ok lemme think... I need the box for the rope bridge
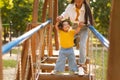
[2,19,109,80]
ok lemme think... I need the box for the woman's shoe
[78,67,84,75]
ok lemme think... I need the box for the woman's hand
[78,22,85,28]
[56,16,63,22]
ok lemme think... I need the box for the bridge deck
[38,73,94,80]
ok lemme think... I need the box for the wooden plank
[42,57,90,64]
[42,57,79,63]
[41,63,64,71]
[107,0,120,80]
[38,73,94,80]
[40,63,88,72]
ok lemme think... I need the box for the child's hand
[56,16,63,22]
[75,22,85,34]
[55,22,59,26]
[55,22,59,31]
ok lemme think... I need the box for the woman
[56,0,94,75]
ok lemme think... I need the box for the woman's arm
[56,4,72,22]
[75,22,85,34]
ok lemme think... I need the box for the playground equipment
[1,0,120,80]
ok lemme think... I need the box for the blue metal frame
[88,25,109,48]
[2,19,51,54]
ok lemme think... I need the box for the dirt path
[2,54,17,80]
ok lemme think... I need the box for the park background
[0,0,111,80]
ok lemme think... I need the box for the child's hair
[58,19,72,30]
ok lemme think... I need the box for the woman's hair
[71,0,74,3]
[58,19,72,30]
[71,0,94,25]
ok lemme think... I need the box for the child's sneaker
[78,67,84,75]
[51,70,59,74]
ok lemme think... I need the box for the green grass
[3,60,17,68]
[92,49,108,80]
[11,49,18,54]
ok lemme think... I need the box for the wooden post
[107,0,120,80]
[0,12,3,80]
[31,0,39,62]
[41,0,48,22]
[28,0,39,79]
[16,25,31,80]
[32,0,39,24]
[53,0,59,50]
[41,0,48,58]
[47,0,53,56]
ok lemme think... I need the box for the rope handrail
[88,25,109,49]
[2,19,52,54]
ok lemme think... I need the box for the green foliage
[0,0,4,8]
[1,0,45,36]
[90,0,112,37]
[38,0,44,22]
[1,0,33,36]
[3,59,17,68]
[58,0,69,15]
[1,0,112,37]
[12,0,33,34]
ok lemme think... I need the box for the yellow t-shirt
[59,29,75,48]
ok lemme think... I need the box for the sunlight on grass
[3,60,17,68]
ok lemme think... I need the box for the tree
[58,0,69,15]
[90,0,111,37]
[1,0,112,38]
[9,0,33,35]
[1,0,44,37]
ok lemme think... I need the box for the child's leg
[68,48,78,72]
[54,49,66,72]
